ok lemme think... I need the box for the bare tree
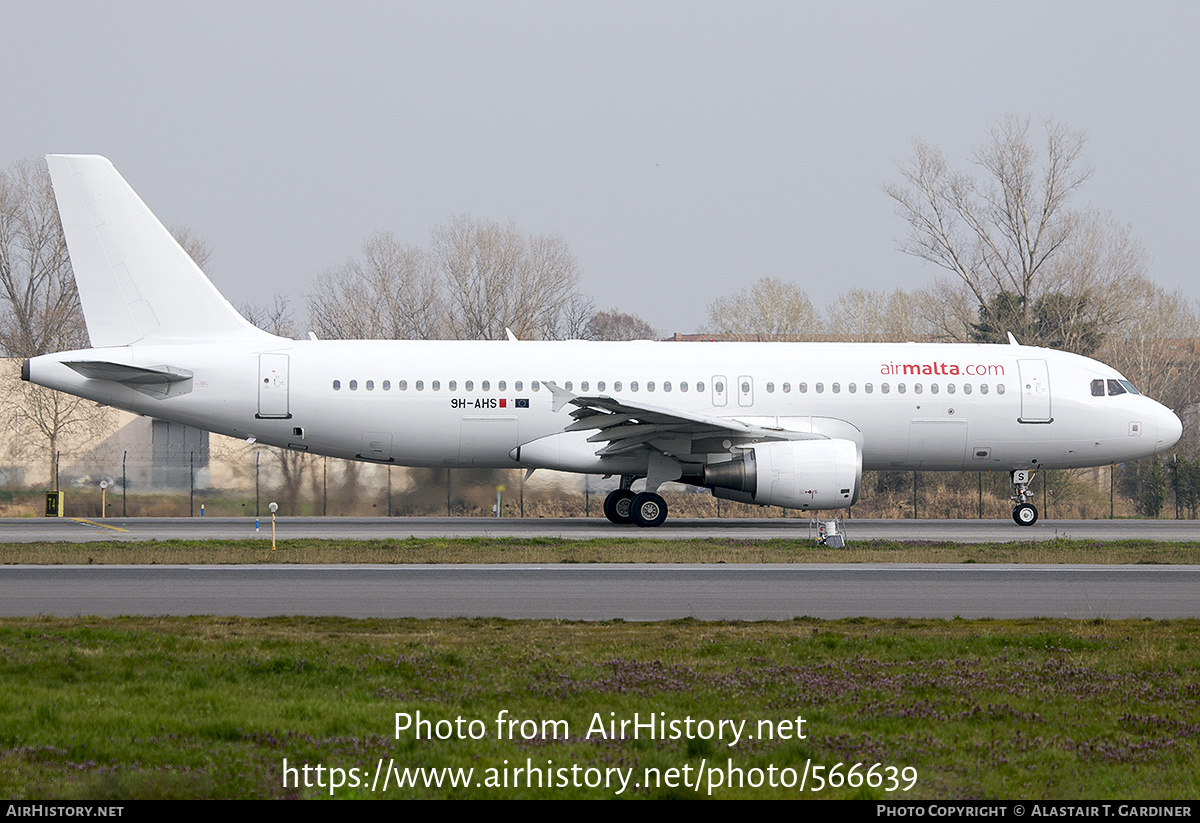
[168,224,214,272]
[582,307,658,341]
[549,292,596,340]
[241,294,297,338]
[307,231,443,340]
[1099,281,1200,413]
[884,116,1095,336]
[825,288,929,342]
[0,159,118,484]
[1039,209,1150,335]
[703,277,821,340]
[1,362,114,486]
[306,217,596,343]
[431,215,582,341]
[885,116,1159,358]
[0,159,87,357]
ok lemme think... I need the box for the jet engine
[699,439,861,510]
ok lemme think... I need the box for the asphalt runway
[1,563,1195,620]
[5,515,1200,542]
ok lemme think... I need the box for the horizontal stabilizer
[63,361,193,398]
[64,361,193,384]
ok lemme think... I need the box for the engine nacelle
[704,439,861,510]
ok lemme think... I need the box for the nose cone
[1157,404,1183,452]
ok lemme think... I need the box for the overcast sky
[2,0,1196,335]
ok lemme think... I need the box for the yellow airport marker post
[269,501,278,550]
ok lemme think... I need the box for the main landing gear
[603,477,668,527]
[1010,469,1038,526]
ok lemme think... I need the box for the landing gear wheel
[1013,503,1038,526]
[603,489,636,524]
[630,492,668,527]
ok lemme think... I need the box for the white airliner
[23,156,1183,528]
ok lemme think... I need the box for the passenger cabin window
[782,382,790,393]
[680,382,688,392]
[383,380,391,390]
[366,380,374,390]
[350,380,358,390]
[598,381,606,391]
[696,381,705,392]
[332,380,341,390]
[663,381,671,392]
[483,380,491,390]
[449,380,457,390]
[415,380,423,391]
[466,380,474,391]
[516,381,523,391]
[799,382,807,393]
[432,380,440,390]
[399,380,408,390]
[997,384,1005,394]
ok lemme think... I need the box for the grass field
[4,536,1200,565]
[1,615,1198,799]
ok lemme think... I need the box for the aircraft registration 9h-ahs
[24,156,1183,528]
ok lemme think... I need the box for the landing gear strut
[1010,470,1038,526]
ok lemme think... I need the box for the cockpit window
[1091,379,1105,397]
[1107,379,1126,396]
[1119,380,1141,395]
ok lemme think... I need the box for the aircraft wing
[550,385,826,457]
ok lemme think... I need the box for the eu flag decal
[515,398,530,408]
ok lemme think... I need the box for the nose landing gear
[1010,470,1039,526]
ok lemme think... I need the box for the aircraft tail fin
[46,155,273,347]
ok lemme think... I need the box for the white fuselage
[26,337,1183,475]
